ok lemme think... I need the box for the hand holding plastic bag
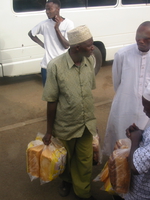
[26,133,67,184]
[40,137,67,184]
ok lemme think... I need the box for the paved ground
[0,61,115,200]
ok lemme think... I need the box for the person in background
[124,83,150,200]
[28,0,74,86]
[103,21,150,156]
[42,25,97,200]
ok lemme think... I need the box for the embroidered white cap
[143,83,150,101]
[67,25,92,45]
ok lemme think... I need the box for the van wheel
[93,45,102,75]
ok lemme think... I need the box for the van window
[122,0,147,4]
[60,0,85,8]
[12,0,150,12]
[13,0,118,12]
[13,0,46,12]
[60,0,117,8]
[87,0,117,7]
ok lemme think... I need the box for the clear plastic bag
[26,137,44,181]
[92,133,102,165]
[93,162,117,195]
[108,138,131,194]
[40,137,67,184]
[93,138,131,195]
[26,133,67,184]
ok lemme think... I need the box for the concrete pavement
[0,62,115,200]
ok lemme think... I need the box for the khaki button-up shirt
[42,51,96,140]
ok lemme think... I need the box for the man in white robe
[103,21,150,156]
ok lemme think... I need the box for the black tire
[93,41,106,64]
[93,45,102,75]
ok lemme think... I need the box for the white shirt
[103,44,150,156]
[124,126,150,200]
[31,18,74,68]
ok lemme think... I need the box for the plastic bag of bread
[35,132,44,141]
[26,139,44,181]
[108,138,131,194]
[40,137,67,184]
[93,162,117,195]
[92,133,102,165]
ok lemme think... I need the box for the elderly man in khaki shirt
[42,25,97,200]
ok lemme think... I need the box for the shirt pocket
[57,73,75,105]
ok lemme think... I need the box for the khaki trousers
[60,127,93,198]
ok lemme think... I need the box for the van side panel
[0,1,150,76]
[0,0,45,77]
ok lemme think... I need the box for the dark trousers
[41,68,47,86]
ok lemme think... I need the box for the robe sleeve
[112,52,123,92]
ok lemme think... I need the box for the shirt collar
[66,51,74,69]
[81,57,88,67]
[66,50,88,69]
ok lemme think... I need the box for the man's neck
[69,50,83,66]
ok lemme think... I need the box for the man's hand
[128,129,143,143]
[53,16,69,49]
[54,15,61,30]
[42,132,52,145]
[43,102,57,145]
[127,128,143,175]
[126,123,139,138]
[28,30,44,49]
[126,123,143,144]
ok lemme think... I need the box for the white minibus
[0,0,150,77]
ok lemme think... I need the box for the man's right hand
[42,132,52,145]
[129,130,143,142]
[126,123,139,138]
[126,124,143,143]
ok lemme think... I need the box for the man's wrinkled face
[136,25,150,52]
[45,2,59,19]
[79,38,94,57]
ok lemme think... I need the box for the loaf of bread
[27,136,67,184]
[108,138,131,194]
[26,142,44,180]
[93,162,116,195]
[99,162,109,182]
[40,143,67,183]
